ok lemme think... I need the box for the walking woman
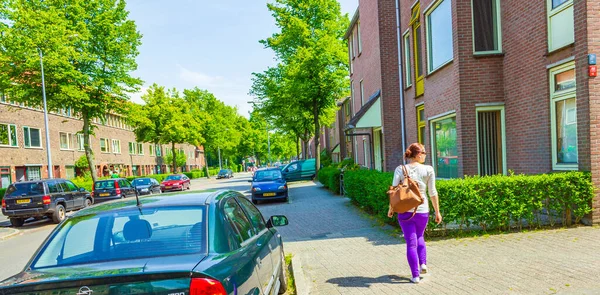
[388,143,442,284]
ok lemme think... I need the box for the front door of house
[373,129,383,171]
[477,107,506,176]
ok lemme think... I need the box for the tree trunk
[204,150,210,178]
[313,98,320,176]
[82,113,97,183]
[295,135,300,160]
[171,142,177,173]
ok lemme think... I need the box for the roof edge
[344,7,360,39]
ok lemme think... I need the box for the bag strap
[401,165,410,179]
[399,207,419,221]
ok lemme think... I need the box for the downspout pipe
[395,0,408,165]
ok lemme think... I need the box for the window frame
[112,139,121,154]
[128,142,136,155]
[23,126,42,149]
[357,21,362,54]
[0,123,18,147]
[429,112,458,179]
[359,80,365,106]
[410,2,425,97]
[549,61,577,170]
[100,138,110,153]
[403,29,413,88]
[416,104,425,144]
[546,0,574,53]
[425,0,454,74]
[471,0,503,55]
[137,143,144,155]
[77,134,85,151]
[59,132,74,151]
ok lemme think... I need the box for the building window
[27,166,41,181]
[0,123,18,147]
[348,37,354,74]
[410,2,424,97]
[403,31,412,87]
[547,0,574,52]
[138,143,144,155]
[357,21,362,53]
[472,0,502,53]
[550,62,577,170]
[65,166,75,179]
[112,139,121,154]
[431,114,458,178]
[77,134,85,151]
[128,142,137,155]
[360,80,365,106]
[350,80,355,112]
[23,127,41,148]
[60,132,74,150]
[156,145,162,157]
[363,139,369,167]
[149,144,154,156]
[100,138,110,153]
[425,0,453,73]
[416,105,425,144]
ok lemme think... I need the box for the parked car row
[2,174,194,227]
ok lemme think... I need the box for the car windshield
[94,180,116,189]
[133,178,151,185]
[6,182,44,196]
[254,170,282,181]
[165,175,182,181]
[32,206,207,269]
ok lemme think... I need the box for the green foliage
[0,188,6,200]
[74,155,90,170]
[165,150,187,169]
[317,166,341,194]
[71,177,93,192]
[342,170,596,232]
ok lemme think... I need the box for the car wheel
[52,204,66,224]
[10,218,25,227]
[187,183,191,190]
[278,250,288,294]
[252,198,258,205]
[85,198,93,207]
[284,192,289,203]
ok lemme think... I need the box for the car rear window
[5,182,45,197]
[133,178,151,185]
[254,170,282,181]
[32,206,207,269]
[94,180,116,189]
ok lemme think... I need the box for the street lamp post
[218,146,222,170]
[267,124,271,167]
[38,48,53,179]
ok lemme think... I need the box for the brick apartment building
[0,98,205,188]
[343,0,600,222]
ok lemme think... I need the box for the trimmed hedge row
[317,167,341,194]
[343,169,595,232]
[0,188,6,200]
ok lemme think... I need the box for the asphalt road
[0,172,258,281]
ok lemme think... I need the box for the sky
[125,0,358,118]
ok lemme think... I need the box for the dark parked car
[249,168,288,204]
[161,174,191,192]
[1,179,92,227]
[131,177,161,195]
[281,158,316,182]
[92,178,136,204]
[217,169,233,179]
[0,190,289,295]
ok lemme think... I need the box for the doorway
[373,128,383,171]
[476,106,506,176]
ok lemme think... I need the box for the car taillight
[42,195,51,205]
[1,199,5,209]
[115,180,121,195]
[190,278,226,295]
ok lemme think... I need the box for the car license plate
[165,186,172,189]
[16,199,31,204]
[100,193,110,197]
[263,193,276,197]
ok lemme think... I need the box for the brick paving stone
[257,181,600,295]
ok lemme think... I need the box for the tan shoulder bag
[387,165,424,219]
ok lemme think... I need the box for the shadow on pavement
[0,216,55,230]
[326,275,411,287]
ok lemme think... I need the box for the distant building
[0,97,204,188]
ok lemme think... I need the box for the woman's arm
[427,167,442,224]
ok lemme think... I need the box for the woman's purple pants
[397,212,429,278]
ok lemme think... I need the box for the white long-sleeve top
[392,164,438,213]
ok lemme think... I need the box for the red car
[160,174,191,192]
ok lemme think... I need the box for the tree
[0,0,143,182]
[255,0,349,173]
[165,150,187,170]
[129,85,203,173]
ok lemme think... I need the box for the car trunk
[0,254,207,294]
[94,181,119,199]
[4,194,46,210]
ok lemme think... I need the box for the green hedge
[0,188,6,200]
[71,178,93,192]
[343,170,595,232]
[317,167,341,194]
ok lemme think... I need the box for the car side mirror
[284,169,289,173]
[267,215,288,228]
[79,187,86,192]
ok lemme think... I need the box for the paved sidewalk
[259,181,600,295]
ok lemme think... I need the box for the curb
[0,228,20,241]
[291,254,310,295]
